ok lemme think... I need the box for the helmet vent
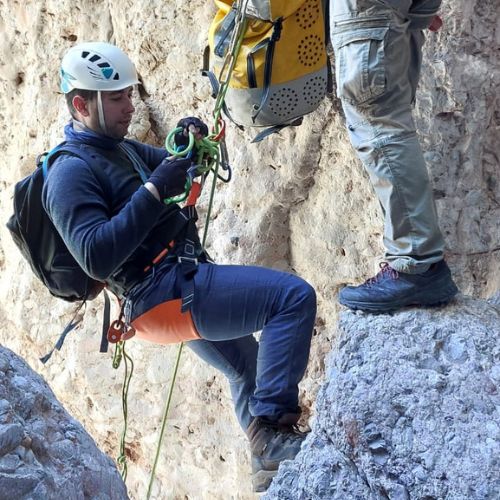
[269,88,299,118]
[61,42,139,92]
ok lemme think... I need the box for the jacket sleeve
[42,156,165,281]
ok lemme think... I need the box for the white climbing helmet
[60,41,139,93]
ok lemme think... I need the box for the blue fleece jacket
[42,122,189,295]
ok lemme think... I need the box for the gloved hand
[174,116,209,159]
[148,157,193,199]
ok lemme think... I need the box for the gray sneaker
[246,415,307,493]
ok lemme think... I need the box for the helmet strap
[97,91,108,135]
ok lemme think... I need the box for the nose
[125,94,135,114]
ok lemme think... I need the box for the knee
[286,276,317,316]
[302,281,317,310]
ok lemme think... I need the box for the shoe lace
[365,262,399,286]
[265,421,306,446]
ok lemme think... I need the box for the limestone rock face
[266,295,500,499]
[0,0,498,499]
[0,346,128,499]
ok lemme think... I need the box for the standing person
[330,0,458,312]
[44,41,316,493]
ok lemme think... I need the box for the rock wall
[266,295,500,499]
[0,0,498,499]
[0,345,127,499]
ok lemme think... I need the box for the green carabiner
[165,127,195,157]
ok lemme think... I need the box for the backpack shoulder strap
[38,143,112,362]
[120,140,151,183]
[43,142,112,199]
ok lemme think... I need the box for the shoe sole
[339,288,458,313]
[252,469,278,493]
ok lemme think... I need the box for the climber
[330,0,458,312]
[44,41,316,492]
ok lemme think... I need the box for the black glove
[175,116,209,159]
[148,157,193,199]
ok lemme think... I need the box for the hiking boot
[339,260,458,313]
[247,414,307,493]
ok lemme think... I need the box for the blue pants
[189,264,316,430]
[130,262,316,431]
[330,0,445,273]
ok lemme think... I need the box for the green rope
[146,5,249,494]
[112,341,134,481]
[143,145,222,494]
[163,127,222,205]
[146,342,184,500]
[114,1,249,494]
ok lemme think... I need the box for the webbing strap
[177,240,200,312]
[251,118,304,143]
[214,7,237,57]
[247,37,272,89]
[100,290,111,353]
[251,18,283,123]
[40,302,85,364]
[40,289,111,364]
[119,142,152,183]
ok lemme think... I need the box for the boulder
[0,346,128,499]
[266,295,500,499]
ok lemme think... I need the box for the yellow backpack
[206,0,330,141]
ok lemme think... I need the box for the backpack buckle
[178,255,198,266]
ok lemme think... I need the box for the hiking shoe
[339,260,458,313]
[247,414,307,493]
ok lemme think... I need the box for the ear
[72,95,90,116]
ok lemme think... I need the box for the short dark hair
[65,88,97,118]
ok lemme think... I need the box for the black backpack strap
[40,289,110,363]
[250,18,283,123]
[100,289,111,353]
[40,142,112,361]
[40,302,86,364]
[49,142,113,198]
[119,141,152,183]
[251,118,303,143]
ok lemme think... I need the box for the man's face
[88,86,135,139]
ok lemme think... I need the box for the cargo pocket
[333,25,389,105]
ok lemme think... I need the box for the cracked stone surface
[0,0,498,498]
[0,346,128,499]
[265,294,500,499]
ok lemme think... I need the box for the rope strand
[146,342,184,499]
[113,341,134,481]
[114,1,249,494]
